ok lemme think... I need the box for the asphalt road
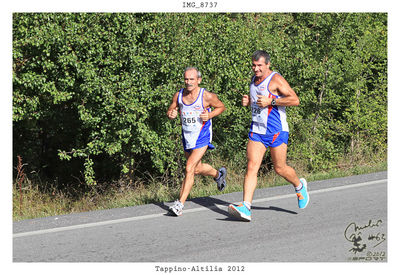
[13,171,387,262]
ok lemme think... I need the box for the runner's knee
[185,163,196,175]
[247,160,261,175]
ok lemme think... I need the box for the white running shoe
[169,200,184,216]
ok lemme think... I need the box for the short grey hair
[184,67,202,78]
[252,50,270,64]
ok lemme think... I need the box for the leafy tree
[13,13,387,188]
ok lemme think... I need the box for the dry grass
[13,158,387,221]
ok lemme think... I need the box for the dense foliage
[13,13,387,187]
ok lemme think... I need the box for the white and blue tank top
[250,72,289,135]
[178,88,213,150]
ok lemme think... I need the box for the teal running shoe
[228,203,251,221]
[296,178,309,209]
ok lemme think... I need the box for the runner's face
[184,70,201,92]
[252,57,270,78]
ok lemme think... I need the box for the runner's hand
[200,109,209,122]
[256,95,270,108]
[242,95,250,106]
[167,107,178,119]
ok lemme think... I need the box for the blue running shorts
[248,131,289,148]
[183,142,215,153]
[182,130,215,152]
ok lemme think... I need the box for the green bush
[13,13,387,187]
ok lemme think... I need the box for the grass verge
[13,160,387,221]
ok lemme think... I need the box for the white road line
[13,179,387,238]
[251,178,387,204]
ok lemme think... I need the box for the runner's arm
[167,92,179,119]
[203,91,225,119]
[271,74,300,106]
[242,94,250,107]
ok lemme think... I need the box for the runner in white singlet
[228,50,310,222]
[166,67,226,216]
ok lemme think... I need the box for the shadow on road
[154,197,297,220]
[252,205,297,215]
[153,196,231,218]
[215,205,297,222]
[191,196,231,218]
